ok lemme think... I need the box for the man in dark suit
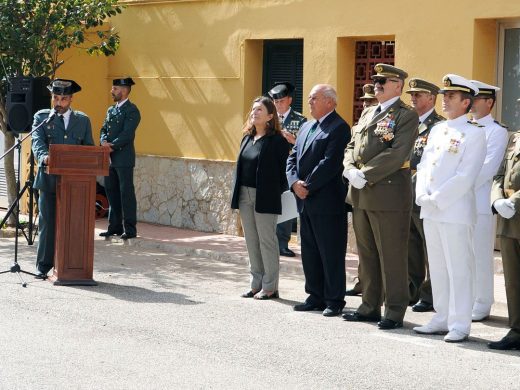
[406,78,444,312]
[268,81,307,257]
[99,78,141,240]
[32,79,94,279]
[343,64,419,329]
[287,84,351,317]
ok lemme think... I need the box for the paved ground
[0,220,518,389]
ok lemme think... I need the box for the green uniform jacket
[492,131,520,239]
[100,100,141,167]
[32,109,94,193]
[344,98,419,211]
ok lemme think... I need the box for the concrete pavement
[0,219,517,389]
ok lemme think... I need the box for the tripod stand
[0,118,49,287]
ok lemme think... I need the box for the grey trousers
[238,186,280,291]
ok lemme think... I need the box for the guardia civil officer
[343,64,418,330]
[468,80,509,322]
[99,78,141,240]
[268,82,306,257]
[489,119,520,350]
[406,78,444,312]
[32,79,94,279]
[413,75,486,342]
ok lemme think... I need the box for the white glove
[416,194,437,209]
[350,174,367,189]
[344,168,364,182]
[494,199,516,219]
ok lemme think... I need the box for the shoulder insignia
[399,101,414,110]
[34,108,51,116]
[468,121,484,127]
[494,120,509,129]
[73,110,88,117]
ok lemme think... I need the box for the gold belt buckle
[401,160,410,169]
[504,189,515,197]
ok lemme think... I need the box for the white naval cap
[469,80,500,97]
[439,74,479,96]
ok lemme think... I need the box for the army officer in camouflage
[100,78,141,240]
[32,79,94,279]
[343,64,419,329]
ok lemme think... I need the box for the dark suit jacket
[32,109,94,193]
[286,110,351,214]
[344,98,419,211]
[231,133,290,214]
[100,100,141,167]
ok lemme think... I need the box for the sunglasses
[373,78,399,85]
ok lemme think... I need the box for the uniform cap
[371,63,408,80]
[469,80,500,98]
[439,74,479,96]
[360,84,376,100]
[268,81,295,99]
[47,79,81,95]
[113,77,135,86]
[406,78,440,95]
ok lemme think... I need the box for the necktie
[303,120,319,150]
[58,115,65,127]
[279,115,284,124]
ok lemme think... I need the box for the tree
[0,0,123,225]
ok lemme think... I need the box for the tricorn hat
[47,79,81,95]
[268,81,295,100]
[113,77,135,87]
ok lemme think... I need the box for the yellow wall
[56,0,520,161]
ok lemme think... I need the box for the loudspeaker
[7,76,51,133]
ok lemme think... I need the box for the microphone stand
[0,113,54,287]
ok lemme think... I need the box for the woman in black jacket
[231,96,289,299]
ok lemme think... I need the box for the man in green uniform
[489,127,520,350]
[343,63,418,329]
[32,79,94,279]
[406,78,444,312]
[99,78,141,240]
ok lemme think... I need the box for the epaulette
[400,101,414,110]
[494,120,509,129]
[433,112,445,122]
[34,108,51,116]
[292,110,306,120]
[73,110,88,118]
[468,121,485,127]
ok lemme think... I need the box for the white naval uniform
[472,114,509,317]
[416,114,487,335]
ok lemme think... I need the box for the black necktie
[374,106,382,116]
[58,115,65,127]
[303,121,319,150]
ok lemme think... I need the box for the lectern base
[49,275,98,286]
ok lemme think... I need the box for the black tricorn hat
[113,77,135,86]
[47,79,81,95]
[268,81,295,99]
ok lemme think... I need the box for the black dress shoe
[488,336,520,350]
[294,302,326,312]
[323,307,343,317]
[121,233,137,240]
[345,288,361,296]
[342,311,381,322]
[280,248,296,257]
[34,272,48,280]
[99,230,123,237]
[412,300,434,312]
[378,319,403,330]
[240,290,257,298]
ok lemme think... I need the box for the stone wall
[134,155,239,234]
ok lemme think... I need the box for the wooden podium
[47,144,110,285]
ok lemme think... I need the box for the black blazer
[231,133,290,214]
[286,110,351,214]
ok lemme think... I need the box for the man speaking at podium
[32,79,94,279]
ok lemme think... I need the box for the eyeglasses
[373,78,399,85]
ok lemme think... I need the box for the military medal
[374,113,396,142]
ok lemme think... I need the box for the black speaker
[6,76,51,133]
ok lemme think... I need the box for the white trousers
[472,213,495,314]
[423,220,474,335]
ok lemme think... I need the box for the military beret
[268,81,295,99]
[371,63,408,80]
[360,84,376,100]
[47,79,81,95]
[113,77,135,86]
[406,78,440,95]
[439,74,479,96]
[470,80,500,98]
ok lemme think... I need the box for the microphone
[43,110,56,124]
